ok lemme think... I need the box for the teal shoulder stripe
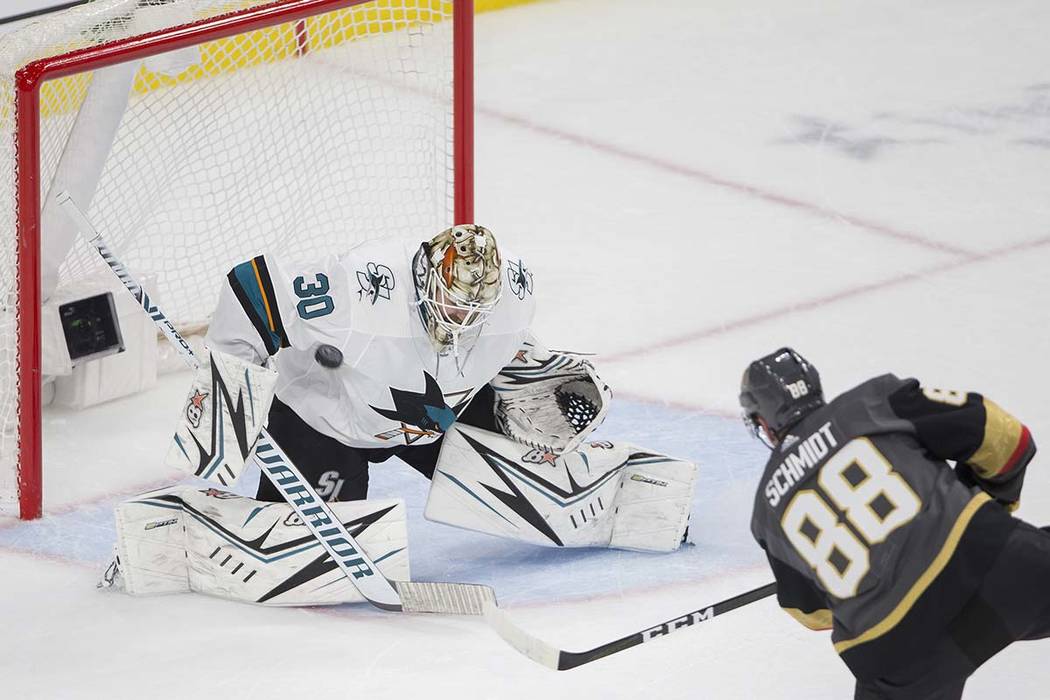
[228,258,282,355]
[231,261,272,331]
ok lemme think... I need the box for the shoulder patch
[355,262,395,305]
[506,258,534,300]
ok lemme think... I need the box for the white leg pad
[112,487,409,606]
[114,486,192,596]
[426,425,697,552]
[609,456,698,553]
[182,490,408,606]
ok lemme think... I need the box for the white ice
[2,0,1050,697]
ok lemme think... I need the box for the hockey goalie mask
[413,225,502,353]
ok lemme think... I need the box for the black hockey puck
[314,343,344,369]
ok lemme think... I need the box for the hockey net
[0,0,472,518]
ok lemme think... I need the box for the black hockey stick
[484,581,777,670]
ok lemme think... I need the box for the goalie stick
[483,582,777,670]
[57,191,494,616]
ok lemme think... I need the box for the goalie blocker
[164,348,278,487]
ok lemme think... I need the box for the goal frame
[12,0,475,519]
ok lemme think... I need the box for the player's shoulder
[335,237,413,274]
[315,237,420,319]
[827,373,910,411]
[804,373,916,440]
[500,248,536,296]
[242,240,413,312]
[492,248,537,328]
[334,236,414,292]
[343,236,414,260]
[228,249,344,289]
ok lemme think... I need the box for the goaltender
[741,347,1047,699]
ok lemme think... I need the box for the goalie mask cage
[0,0,474,519]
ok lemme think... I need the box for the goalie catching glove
[164,349,277,486]
[491,334,611,454]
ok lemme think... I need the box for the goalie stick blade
[486,582,778,671]
[397,581,497,615]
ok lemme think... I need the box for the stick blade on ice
[483,601,561,670]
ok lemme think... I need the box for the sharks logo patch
[507,259,534,300]
[370,372,470,444]
[356,262,394,305]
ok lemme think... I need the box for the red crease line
[479,106,971,257]
[603,234,1050,363]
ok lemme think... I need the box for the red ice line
[0,473,182,533]
[603,234,1050,365]
[478,106,971,257]
[480,106,1048,369]
[615,391,734,418]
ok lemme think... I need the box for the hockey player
[188,223,540,502]
[106,226,697,605]
[741,348,1046,699]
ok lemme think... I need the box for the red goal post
[3,0,474,519]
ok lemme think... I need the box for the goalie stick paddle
[57,191,495,616]
[484,582,777,670]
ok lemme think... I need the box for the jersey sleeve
[765,551,833,631]
[206,254,290,364]
[888,379,1036,508]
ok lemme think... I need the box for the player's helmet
[740,347,825,447]
[412,224,502,353]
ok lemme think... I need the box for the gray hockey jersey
[751,374,1034,658]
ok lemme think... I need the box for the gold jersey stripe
[969,399,1024,478]
[784,607,833,631]
[250,258,277,333]
[833,492,991,655]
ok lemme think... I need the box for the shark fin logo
[356,262,394,304]
[507,259,534,300]
[370,372,463,444]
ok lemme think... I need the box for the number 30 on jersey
[780,438,922,599]
[293,273,335,320]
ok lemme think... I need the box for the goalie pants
[257,387,499,502]
[851,519,1050,700]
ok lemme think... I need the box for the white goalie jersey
[205,238,537,448]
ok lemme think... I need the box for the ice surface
[2,0,1050,697]
[0,401,769,605]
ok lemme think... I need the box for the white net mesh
[0,0,458,516]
